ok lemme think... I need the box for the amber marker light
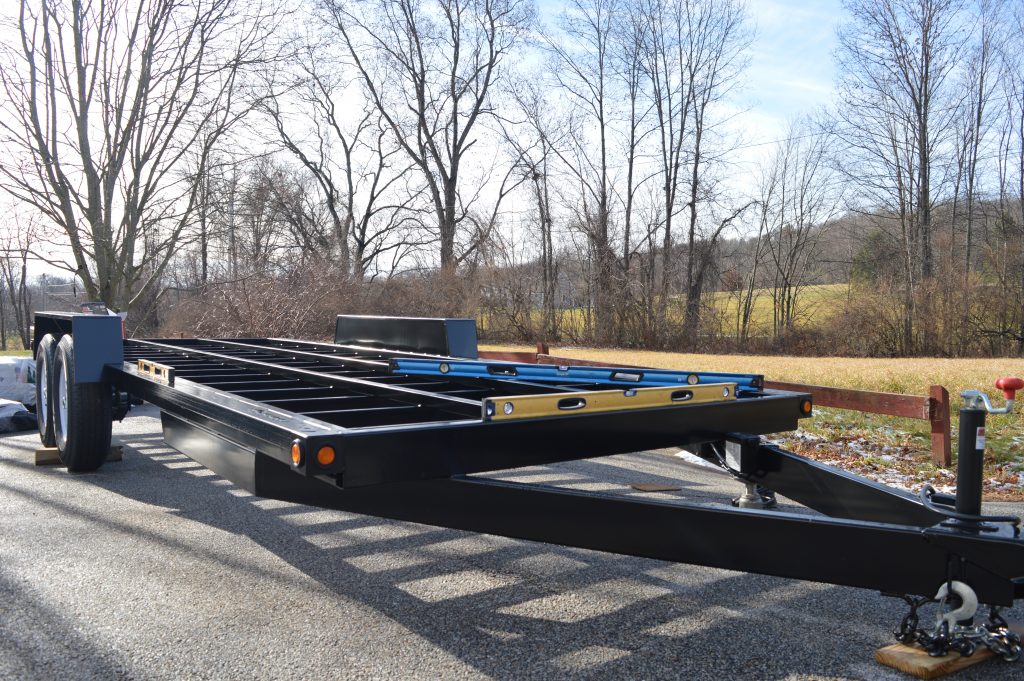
[291,441,302,466]
[800,400,813,415]
[316,445,336,466]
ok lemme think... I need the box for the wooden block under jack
[34,445,123,466]
[875,622,1023,679]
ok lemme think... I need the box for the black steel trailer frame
[29,311,1024,659]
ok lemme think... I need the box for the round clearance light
[503,401,515,415]
[687,374,699,385]
[291,441,302,466]
[801,400,813,415]
[316,445,336,466]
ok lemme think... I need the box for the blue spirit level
[389,358,764,390]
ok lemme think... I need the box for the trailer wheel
[53,334,112,472]
[35,334,58,447]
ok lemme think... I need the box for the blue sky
[742,0,844,144]
[533,0,846,172]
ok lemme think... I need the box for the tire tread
[35,334,58,447]
[54,334,112,472]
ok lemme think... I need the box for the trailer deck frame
[113,337,810,488]
[28,312,1024,650]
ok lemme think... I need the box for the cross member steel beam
[129,338,480,412]
[199,337,389,370]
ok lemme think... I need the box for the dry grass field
[480,343,1024,500]
[478,283,851,335]
[710,282,850,331]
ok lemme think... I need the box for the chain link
[894,597,1022,661]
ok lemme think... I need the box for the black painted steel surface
[115,337,809,486]
[96,331,1024,610]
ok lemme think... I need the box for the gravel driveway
[1,404,1021,680]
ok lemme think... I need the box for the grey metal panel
[31,311,74,352]
[443,319,478,359]
[70,315,124,383]
[334,314,478,358]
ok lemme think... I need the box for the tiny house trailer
[31,312,1024,661]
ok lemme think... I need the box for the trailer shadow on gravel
[41,422,1011,681]
[3,419,1023,680]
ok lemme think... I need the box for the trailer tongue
[31,312,1024,663]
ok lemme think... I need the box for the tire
[53,334,112,472]
[35,334,58,447]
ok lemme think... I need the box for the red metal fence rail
[477,344,953,467]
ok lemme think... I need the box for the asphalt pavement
[1,404,1022,680]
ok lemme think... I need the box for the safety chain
[895,596,1022,661]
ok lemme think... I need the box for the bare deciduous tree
[500,82,565,340]
[322,0,534,271]
[761,117,842,338]
[0,213,36,349]
[835,0,964,351]
[265,42,427,280]
[545,0,622,344]
[639,0,692,331]
[954,0,1001,273]
[996,3,1024,352]
[0,0,277,311]
[674,0,750,335]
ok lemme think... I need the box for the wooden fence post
[536,342,549,356]
[929,385,951,467]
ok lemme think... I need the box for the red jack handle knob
[994,377,1024,400]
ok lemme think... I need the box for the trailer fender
[32,312,123,384]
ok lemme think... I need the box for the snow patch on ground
[0,356,35,407]
[771,427,1021,498]
[674,449,719,470]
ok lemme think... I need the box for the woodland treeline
[1,0,1023,356]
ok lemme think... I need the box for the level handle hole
[671,390,694,402]
[487,365,518,376]
[557,397,587,410]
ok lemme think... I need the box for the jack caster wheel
[53,334,113,472]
